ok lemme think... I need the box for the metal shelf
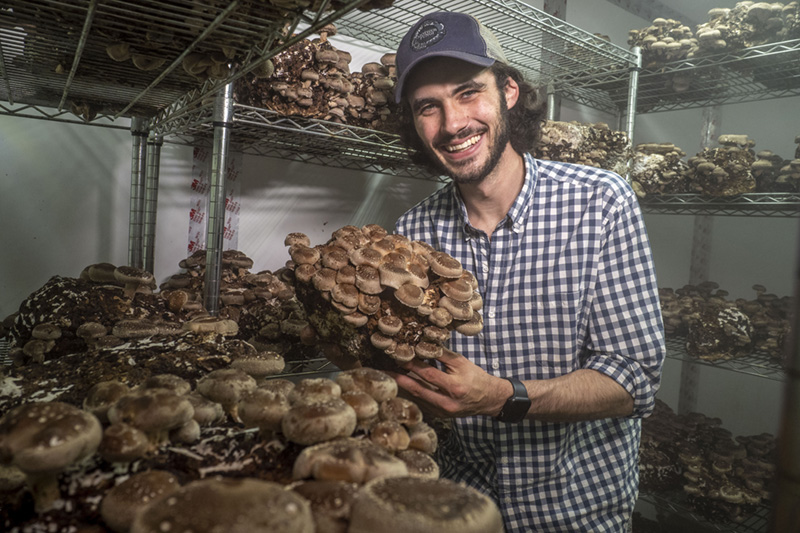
[156,101,443,181]
[331,0,637,116]
[640,193,800,217]
[665,336,786,382]
[0,0,369,122]
[639,490,770,533]
[618,39,800,114]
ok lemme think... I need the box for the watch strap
[496,377,531,424]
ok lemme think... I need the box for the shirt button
[491,361,500,370]
[504,496,512,504]
[487,309,495,318]
[482,262,489,272]
[499,457,509,464]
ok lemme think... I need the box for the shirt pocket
[507,290,583,378]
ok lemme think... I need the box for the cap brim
[394,52,497,103]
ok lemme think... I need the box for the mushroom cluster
[284,225,483,369]
[630,142,691,198]
[534,120,632,176]
[659,281,791,363]
[686,134,757,196]
[627,17,697,69]
[694,2,800,56]
[234,24,399,133]
[639,399,775,523]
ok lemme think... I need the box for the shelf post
[677,105,722,415]
[622,46,641,182]
[128,117,149,269]
[203,83,234,316]
[143,131,163,275]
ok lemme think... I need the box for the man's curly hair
[398,62,547,173]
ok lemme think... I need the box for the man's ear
[504,76,520,110]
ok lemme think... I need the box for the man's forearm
[519,369,634,422]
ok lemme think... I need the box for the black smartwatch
[496,378,531,423]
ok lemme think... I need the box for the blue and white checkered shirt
[395,154,665,532]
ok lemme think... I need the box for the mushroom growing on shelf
[0,401,102,513]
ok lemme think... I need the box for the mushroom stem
[28,471,61,513]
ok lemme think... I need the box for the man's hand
[389,348,513,419]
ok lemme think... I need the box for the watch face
[499,379,531,423]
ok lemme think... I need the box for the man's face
[405,58,515,185]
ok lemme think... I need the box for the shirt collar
[451,153,538,237]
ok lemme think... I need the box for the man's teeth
[444,135,480,152]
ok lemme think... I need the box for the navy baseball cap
[394,11,509,103]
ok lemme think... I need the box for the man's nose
[441,101,469,136]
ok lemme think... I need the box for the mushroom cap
[101,470,180,533]
[408,422,439,455]
[289,480,359,531]
[31,323,62,341]
[114,265,155,287]
[348,476,504,533]
[288,377,342,405]
[231,351,286,379]
[260,378,296,397]
[377,315,403,335]
[83,380,131,423]
[379,397,423,428]
[350,246,383,268]
[428,251,463,278]
[282,398,357,445]
[394,283,425,308]
[0,401,102,474]
[438,296,474,320]
[98,423,152,463]
[141,374,192,395]
[238,389,291,433]
[322,247,350,270]
[291,244,322,265]
[414,341,443,359]
[313,268,339,292]
[378,263,412,290]
[440,279,474,302]
[113,319,159,339]
[369,420,410,452]
[108,390,194,441]
[355,265,383,295]
[76,321,108,341]
[185,392,226,427]
[292,437,408,483]
[341,390,380,422]
[285,232,311,247]
[454,314,484,336]
[358,292,382,315]
[196,368,257,415]
[396,449,440,479]
[130,477,314,533]
[335,368,398,402]
[428,308,453,328]
[331,283,360,309]
[183,316,239,336]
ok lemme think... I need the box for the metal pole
[770,220,800,531]
[677,105,721,416]
[546,89,560,122]
[203,83,234,316]
[143,131,163,275]
[128,117,149,269]
[622,46,641,182]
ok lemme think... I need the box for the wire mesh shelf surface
[665,335,785,381]
[639,490,770,533]
[0,0,366,121]
[639,193,800,217]
[621,39,800,113]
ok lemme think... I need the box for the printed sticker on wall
[187,147,242,254]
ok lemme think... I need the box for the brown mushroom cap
[114,265,155,298]
[0,401,103,513]
[31,323,61,341]
[195,368,257,422]
[238,388,291,434]
[185,392,226,427]
[342,390,380,425]
[313,267,339,292]
[414,341,443,359]
[394,283,425,308]
[378,315,403,335]
[292,437,408,483]
[379,397,423,427]
[83,380,130,423]
[141,374,192,395]
[113,319,159,339]
[428,307,453,328]
[285,232,311,247]
[428,251,463,278]
[355,265,383,295]
[408,422,438,455]
[358,292,382,315]
[231,351,286,380]
[348,476,504,533]
[439,296,474,320]
[291,244,322,265]
[379,263,412,290]
[289,480,359,533]
[396,449,440,479]
[331,283,360,309]
[369,420,410,452]
[130,477,314,533]
[108,390,194,445]
[335,368,398,403]
[350,246,383,268]
[289,377,342,405]
[98,423,152,463]
[101,470,180,533]
[282,398,357,446]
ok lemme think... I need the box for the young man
[391,11,665,532]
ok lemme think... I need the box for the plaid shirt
[395,154,665,532]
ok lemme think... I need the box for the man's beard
[426,98,511,185]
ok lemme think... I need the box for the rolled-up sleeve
[583,188,665,418]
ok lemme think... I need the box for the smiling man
[391,11,666,533]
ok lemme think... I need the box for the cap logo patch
[410,19,446,51]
